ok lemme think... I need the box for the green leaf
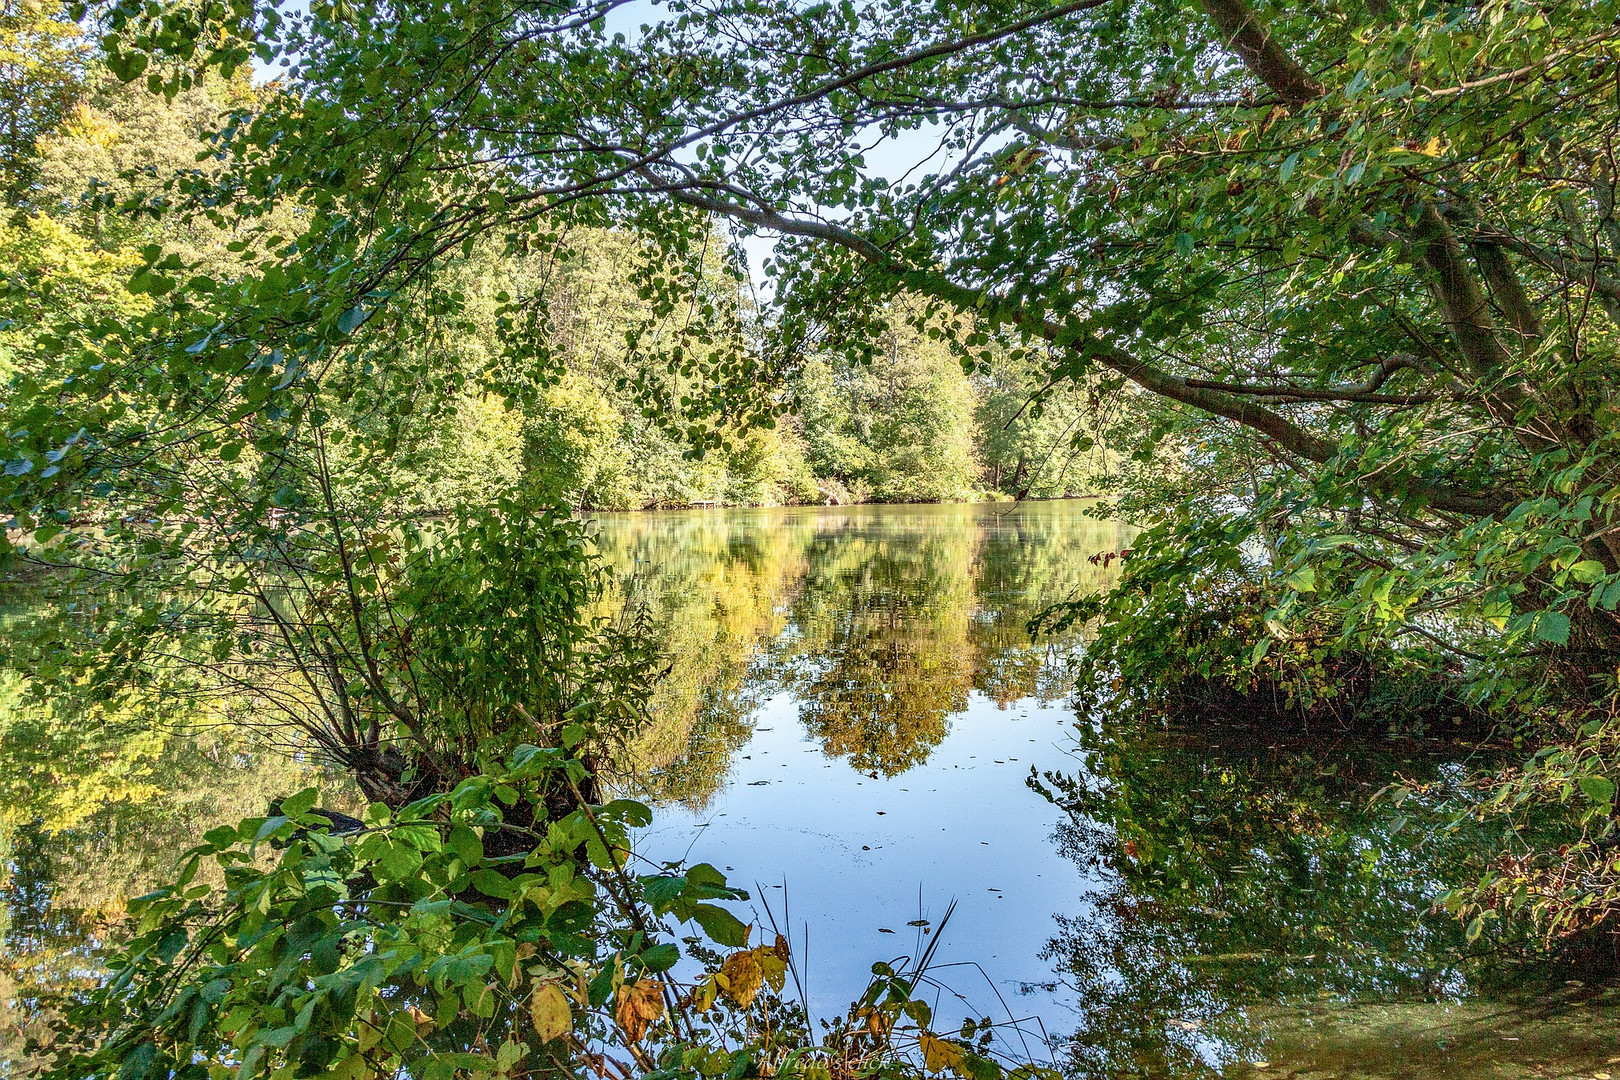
[1534,611,1571,645]
[253,816,290,842]
[600,799,652,828]
[281,788,318,817]
[641,874,687,911]
[640,942,680,972]
[1569,560,1608,583]
[448,824,484,866]
[686,863,728,888]
[689,903,749,948]
[1578,774,1615,806]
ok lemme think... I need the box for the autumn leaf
[757,948,787,993]
[690,973,721,1013]
[857,1004,892,1038]
[919,1032,965,1074]
[530,981,571,1043]
[614,978,666,1042]
[718,949,764,1008]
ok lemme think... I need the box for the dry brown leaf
[614,978,666,1043]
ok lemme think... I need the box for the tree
[52,0,1620,668]
[972,343,1099,500]
[9,0,1620,944]
[0,0,88,200]
[798,299,982,502]
[31,70,264,266]
[0,212,146,379]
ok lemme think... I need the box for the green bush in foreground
[43,745,1052,1080]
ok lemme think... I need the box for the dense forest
[1,63,1097,511]
[2,0,1620,1077]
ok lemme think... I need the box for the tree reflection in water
[1030,719,1609,1077]
[592,502,1128,798]
[4,503,1618,1075]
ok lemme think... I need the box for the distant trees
[798,298,981,503]
[0,0,88,199]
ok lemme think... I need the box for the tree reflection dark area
[1030,717,1605,1076]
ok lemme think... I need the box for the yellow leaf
[719,950,764,1009]
[693,974,720,1012]
[919,1031,964,1073]
[614,978,666,1043]
[530,981,571,1043]
[758,950,787,993]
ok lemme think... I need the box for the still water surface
[3,500,1618,1076]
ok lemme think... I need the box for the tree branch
[1199,0,1324,107]
[655,178,1514,517]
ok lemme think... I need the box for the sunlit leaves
[44,748,772,1079]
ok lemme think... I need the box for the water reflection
[597,502,1127,799]
[0,708,346,1069]
[3,501,1616,1076]
[1033,719,1618,1076]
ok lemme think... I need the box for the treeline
[0,41,1098,512]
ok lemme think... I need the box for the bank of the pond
[1,501,1616,1076]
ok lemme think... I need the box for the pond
[2,500,1617,1076]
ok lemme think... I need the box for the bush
[1036,516,1483,736]
[41,749,1058,1080]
